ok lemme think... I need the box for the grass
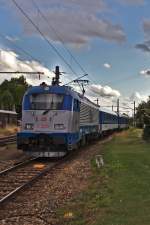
[57,128,150,225]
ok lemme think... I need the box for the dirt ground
[0,137,112,225]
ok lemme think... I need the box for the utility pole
[55,66,60,85]
[112,105,114,111]
[52,66,61,85]
[96,98,99,105]
[133,101,136,127]
[94,98,99,105]
[117,99,120,115]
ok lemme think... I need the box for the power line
[12,0,141,91]
[31,0,95,90]
[64,74,88,86]
[12,0,109,93]
[30,0,100,88]
[0,33,76,83]
[11,0,79,79]
[31,0,87,75]
[0,33,41,63]
[106,74,141,86]
[11,0,136,104]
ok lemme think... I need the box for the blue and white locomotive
[17,67,129,157]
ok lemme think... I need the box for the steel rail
[0,151,73,206]
[0,135,16,146]
[0,157,38,176]
[0,162,56,205]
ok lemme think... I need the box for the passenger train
[17,70,129,157]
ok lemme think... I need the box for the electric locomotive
[17,67,99,157]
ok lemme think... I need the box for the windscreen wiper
[42,109,51,115]
[42,101,54,115]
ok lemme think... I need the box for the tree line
[136,97,150,140]
[0,76,29,118]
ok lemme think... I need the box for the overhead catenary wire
[0,33,76,83]
[64,74,88,86]
[31,0,93,90]
[29,0,101,88]
[0,33,52,80]
[11,0,79,80]
[0,33,41,63]
[11,0,111,90]
[31,0,87,75]
[106,74,141,86]
[11,0,143,90]
[11,0,139,108]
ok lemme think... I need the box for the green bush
[143,125,150,141]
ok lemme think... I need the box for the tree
[136,97,150,140]
[136,101,147,128]
[0,76,29,118]
[0,90,14,110]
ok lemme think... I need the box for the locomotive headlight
[25,123,34,130]
[54,124,65,130]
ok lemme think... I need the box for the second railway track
[0,135,16,146]
[0,157,57,206]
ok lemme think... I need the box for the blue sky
[0,0,150,108]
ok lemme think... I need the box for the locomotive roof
[25,84,99,108]
[25,85,79,99]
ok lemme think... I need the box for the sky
[0,0,150,114]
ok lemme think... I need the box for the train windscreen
[30,93,64,110]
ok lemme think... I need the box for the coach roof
[100,107,118,116]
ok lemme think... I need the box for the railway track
[0,157,57,206]
[0,135,16,146]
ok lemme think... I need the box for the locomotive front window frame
[29,93,64,110]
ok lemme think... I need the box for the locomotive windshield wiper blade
[43,101,54,115]
[42,109,51,115]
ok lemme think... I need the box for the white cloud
[26,11,126,45]
[4,0,126,45]
[103,63,112,69]
[0,49,122,110]
[0,49,53,85]
[130,92,148,102]
[88,84,121,98]
[40,0,108,13]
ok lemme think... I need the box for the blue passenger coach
[99,108,119,134]
[119,114,129,129]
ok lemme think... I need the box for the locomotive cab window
[30,93,64,110]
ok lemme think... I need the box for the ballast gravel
[0,137,112,225]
